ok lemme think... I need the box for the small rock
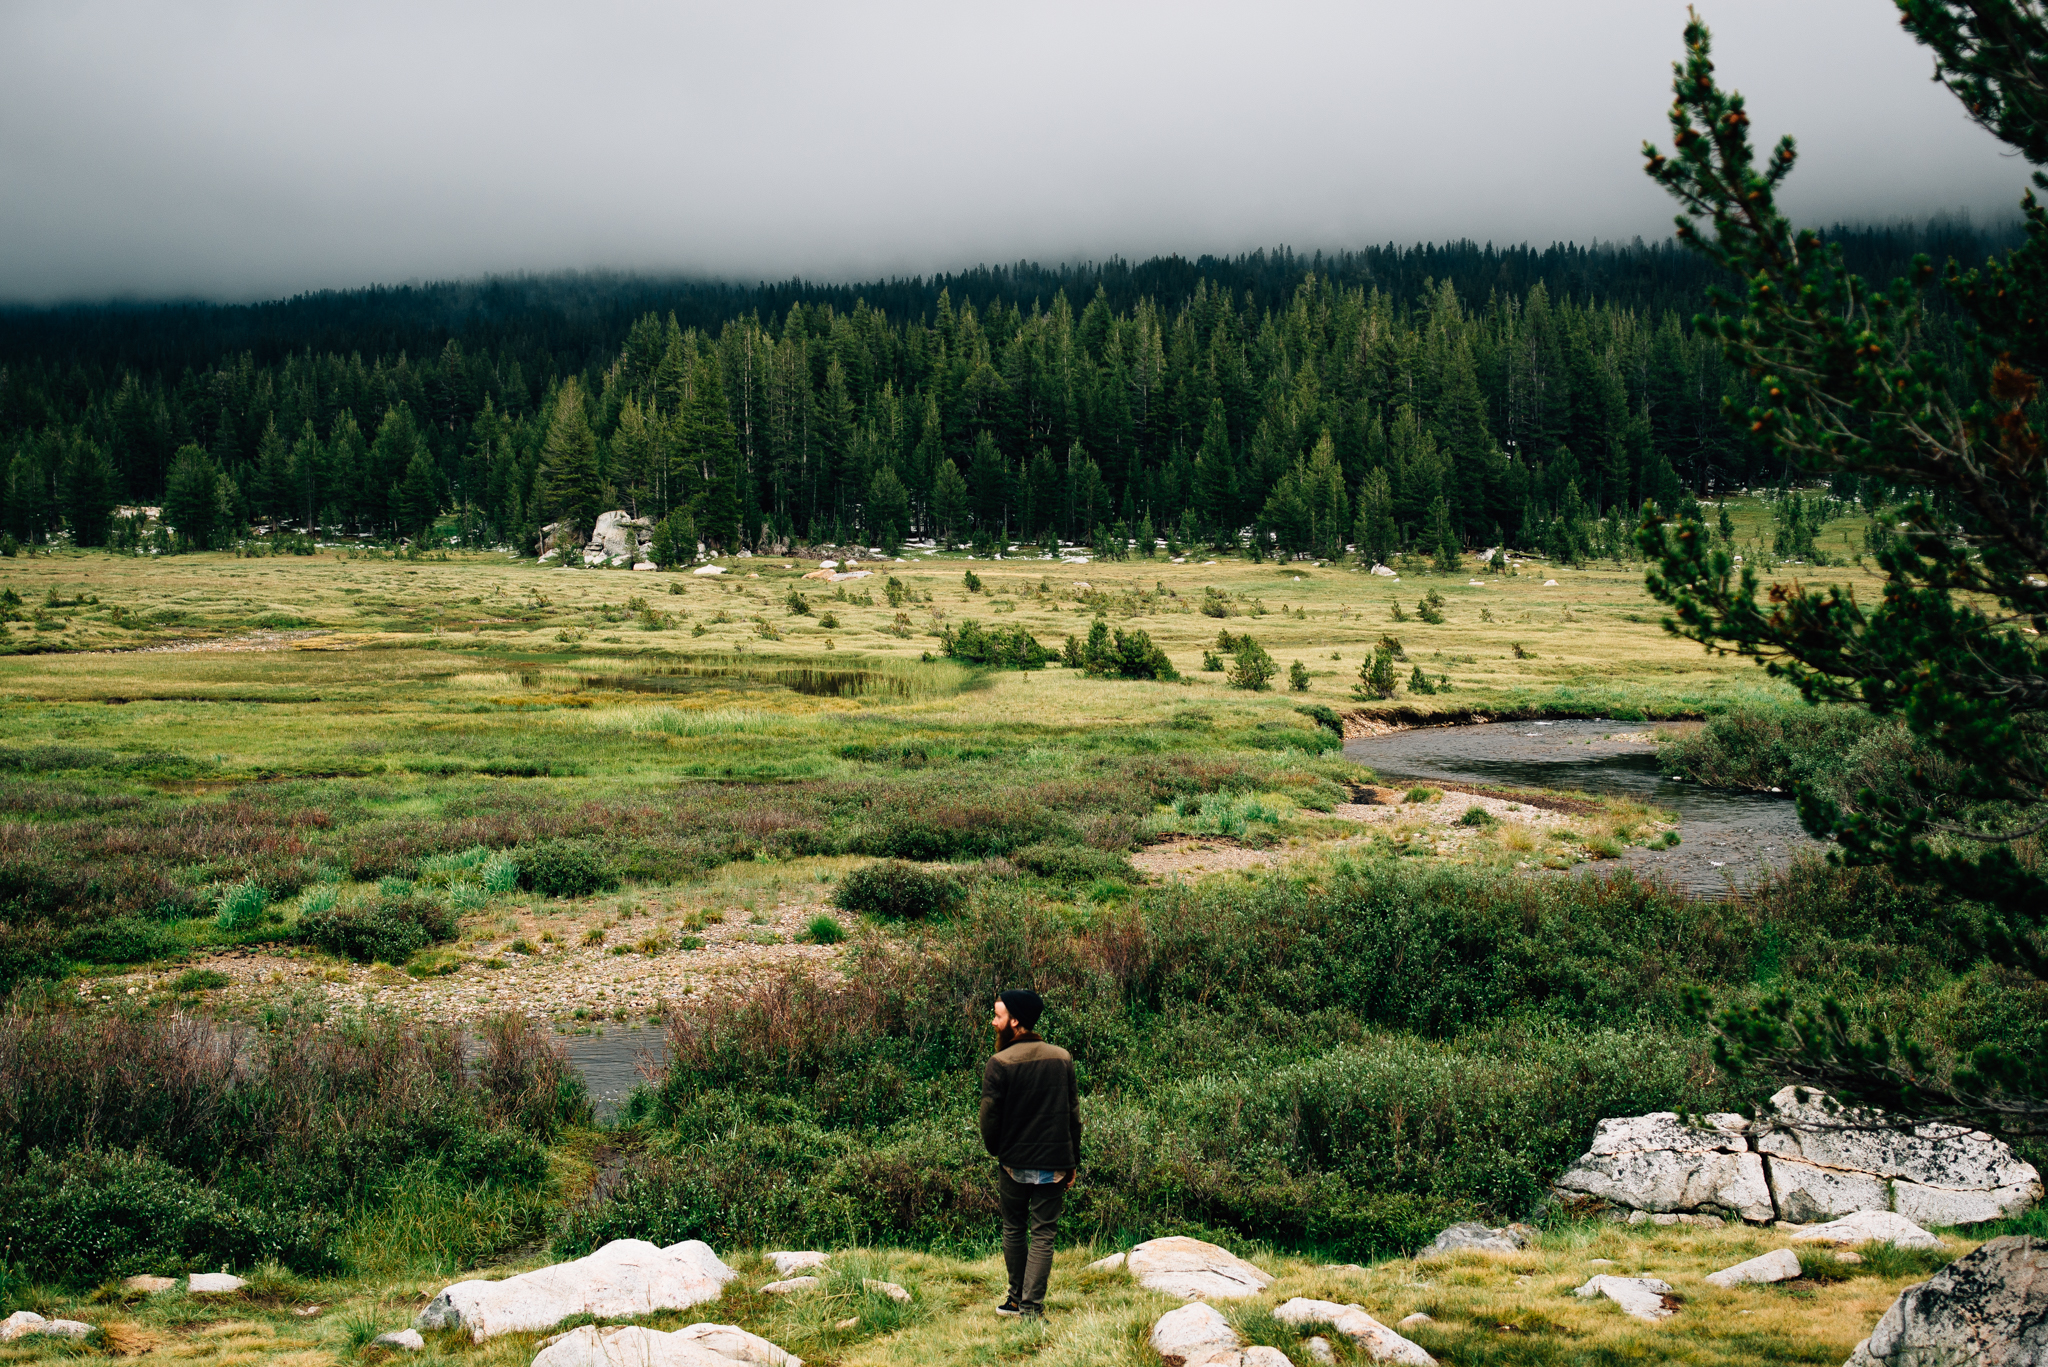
[1151,1303,1239,1365]
[1652,1213,1681,1226]
[1085,1252,1127,1273]
[1273,1299,1436,1365]
[371,1330,425,1352]
[1574,1275,1678,1322]
[1774,1220,1807,1231]
[862,1279,911,1303]
[1705,1249,1802,1288]
[1791,1211,1942,1250]
[1306,1336,1336,1364]
[294,1306,324,1317]
[1239,1350,1291,1367]
[123,1275,177,1294]
[1837,1251,1865,1265]
[834,1318,858,1330]
[1,1313,95,1343]
[1586,1259,1617,1267]
[188,1273,247,1294]
[532,1323,800,1367]
[1423,1222,1532,1256]
[759,1277,819,1295]
[767,1252,829,1276]
[1396,1313,1434,1328]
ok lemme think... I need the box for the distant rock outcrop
[1551,1088,2041,1225]
[1422,1222,1536,1256]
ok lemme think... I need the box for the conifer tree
[1195,399,1236,544]
[162,444,218,550]
[1355,467,1398,567]
[932,459,970,547]
[1637,5,2048,1132]
[538,379,602,553]
[685,358,741,551]
[59,435,116,548]
[396,448,440,544]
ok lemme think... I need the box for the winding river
[1343,719,1821,898]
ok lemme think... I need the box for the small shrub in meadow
[1459,806,1497,828]
[299,893,456,964]
[1009,842,1135,885]
[517,839,613,898]
[482,853,520,895]
[833,859,966,920]
[803,914,845,944]
[171,968,230,992]
[1288,660,1311,691]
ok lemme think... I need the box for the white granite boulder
[1574,1275,1678,1321]
[1704,1248,1802,1288]
[1552,1112,1773,1223]
[861,1279,911,1303]
[1150,1303,1239,1365]
[1085,1252,1128,1273]
[188,1273,247,1294]
[584,511,653,565]
[532,1323,799,1367]
[371,1329,425,1352]
[1758,1086,2041,1225]
[1790,1210,1942,1250]
[416,1239,736,1342]
[1846,1235,2047,1366]
[1273,1299,1436,1364]
[0,1313,94,1342]
[1126,1237,1273,1300]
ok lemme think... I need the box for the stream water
[1343,719,1820,898]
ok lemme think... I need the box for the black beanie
[999,988,1044,1030]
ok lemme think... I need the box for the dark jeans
[997,1166,1066,1312]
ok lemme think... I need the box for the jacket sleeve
[979,1056,1004,1158]
[1067,1059,1082,1163]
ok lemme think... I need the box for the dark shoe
[1019,1307,1045,1321]
[995,1297,1021,1317]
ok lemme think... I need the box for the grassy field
[9,496,2026,1367]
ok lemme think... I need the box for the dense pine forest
[0,223,2012,562]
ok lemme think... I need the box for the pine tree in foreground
[1638,4,2048,1133]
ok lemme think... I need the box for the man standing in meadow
[981,988,1079,1320]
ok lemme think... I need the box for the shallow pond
[1344,719,1820,897]
[464,1024,670,1122]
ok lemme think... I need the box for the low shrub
[940,620,1051,670]
[833,860,966,920]
[1009,842,1137,884]
[299,894,456,964]
[804,914,846,944]
[62,915,175,965]
[0,1146,333,1283]
[172,968,230,991]
[1459,806,1497,828]
[517,839,614,898]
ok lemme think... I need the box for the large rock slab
[584,511,653,565]
[1704,1249,1802,1288]
[1766,1157,1893,1226]
[1126,1237,1273,1300]
[416,1239,736,1342]
[1574,1275,1678,1322]
[1791,1211,1942,1250]
[1555,1146,1773,1223]
[189,1273,246,1294]
[1757,1087,2041,1224]
[1845,1235,2048,1366]
[1150,1303,1238,1366]
[1273,1299,1436,1364]
[533,1324,799,1367]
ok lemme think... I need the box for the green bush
[62,915,174,965]
[172,968,230,991]
[1459,805,1497,828]
[1296,704,1344,736]
[517,839,613,898]
[1078,618,1179,681]
[804,914,846,944]
[940,619,1051,670]
[299,894,456,964]
[0,1147,333,1283]
[833,860,966,920]
[1227,637,1277,691]
[1009,842,1137,884]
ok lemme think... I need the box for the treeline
[0,222,2008,560]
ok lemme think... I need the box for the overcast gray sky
[0,0,2028,304]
